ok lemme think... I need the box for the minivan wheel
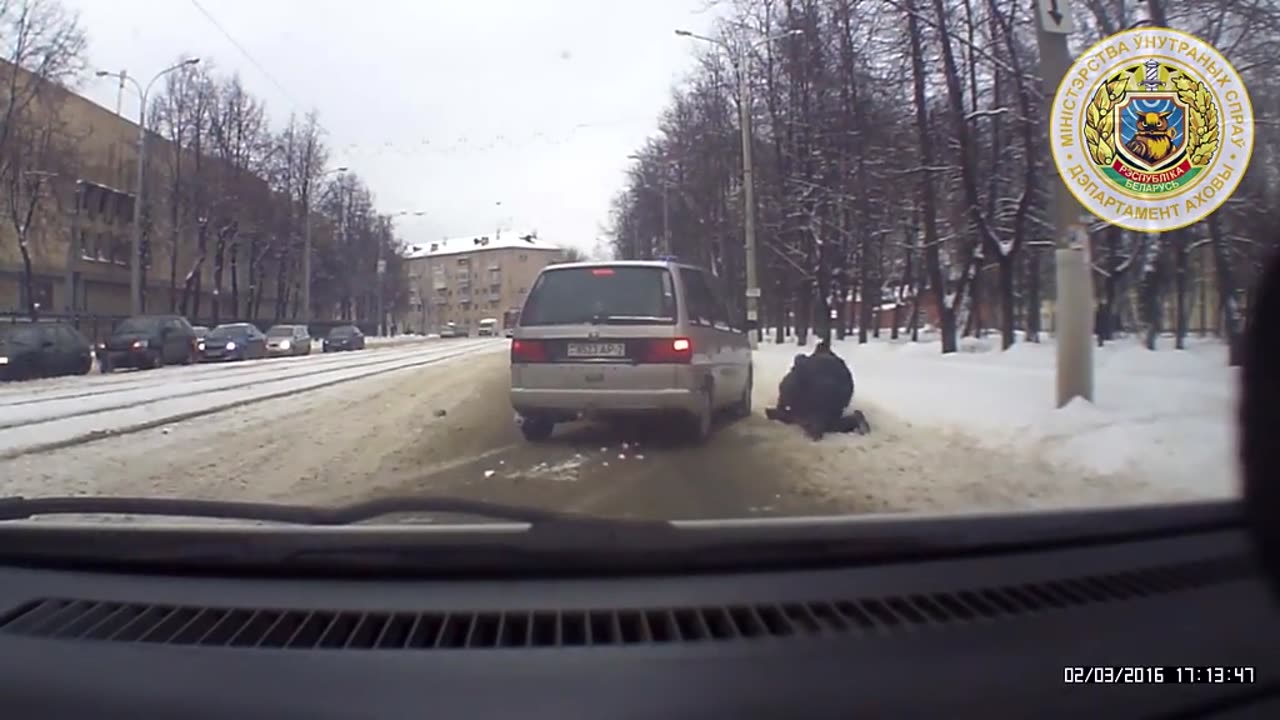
[686,386,714,445]
[519,415,555,442]
[151,351,165,370]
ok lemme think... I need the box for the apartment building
[402,230,563,333]
[0,58,278,320]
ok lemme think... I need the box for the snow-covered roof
[404,230,560,259]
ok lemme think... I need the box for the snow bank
[756,334,1239,500]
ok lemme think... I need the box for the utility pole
[737,41,760,347]
[129,110,147,315]
[676,27,799,347]
[376,240,386,336]
[1035,0,1094,406]
[97,59,200,316]
[302,186,312,323]
[661,177,670,256]
[115,70,126,116]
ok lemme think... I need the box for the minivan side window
[704,276,734,331]
[679,269,727,327]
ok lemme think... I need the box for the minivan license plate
[567,342,626,358]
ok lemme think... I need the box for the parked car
[0,322,94,381]
[323,325,365,352]
[101,315,198,372]
[440,323,469,338]
[265,324,312,357]
[200,323,268,362]
[509,260,753,444]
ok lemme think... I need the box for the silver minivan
[509,260,753,444]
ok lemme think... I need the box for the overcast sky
[62,0,728,254]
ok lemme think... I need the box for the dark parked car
[265,324,312,357]
[0,322,94,381]
[200,323,268,362]
[323,325,365,352]
[101,315,198,372]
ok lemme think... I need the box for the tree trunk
[906,0,956,353]
[1174,230,1188,349]
[1026,246,1041,342]
[998,256,1015,348]
[19,235,36,319]
[230,240,240,320]
[1143,242,1166,350]
[1208,213,1242,365]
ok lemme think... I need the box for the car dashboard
[0,502,1276,719]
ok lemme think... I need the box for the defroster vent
[0,554,1253,650]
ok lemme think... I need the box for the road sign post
[1036,0,1076,34]
[1035,0,1094,407]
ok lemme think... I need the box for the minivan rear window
[521,266,677,326]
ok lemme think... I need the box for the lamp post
[97,58,200,316]
[302,166,348,325]
[675,28,800,347]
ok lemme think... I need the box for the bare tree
[0,0,84,314]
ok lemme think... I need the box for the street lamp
[97,58,200,316]
[675,27,801,347]
[302,165,348,325]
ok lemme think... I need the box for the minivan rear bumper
[510,386,700,416]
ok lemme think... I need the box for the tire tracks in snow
[0,341,502,460]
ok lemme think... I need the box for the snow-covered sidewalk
[755,333,1240,506]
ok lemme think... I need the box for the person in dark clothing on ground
[766,340,869,439]
[767,353,810,424]
[794,341,855,439]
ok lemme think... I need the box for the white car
[509,260,753,445]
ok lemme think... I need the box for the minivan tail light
[642,337,692,364]
[511,339,548,363]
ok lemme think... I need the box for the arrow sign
[1036,0,1076,34]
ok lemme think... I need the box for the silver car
[265,324,312,357]
[509,260,753,444]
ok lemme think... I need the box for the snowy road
[0,338,498,460]
[0,335,1150,522]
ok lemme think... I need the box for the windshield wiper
[0,495,663,529]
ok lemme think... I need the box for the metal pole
[661,179,670,256]
[377,239,385,336]
[130,93,147,316]
[1035,2,1094,406]
[738,44,760,348]
[302,190,312,324]
[115,70,126,116]
[65,180,83,313]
